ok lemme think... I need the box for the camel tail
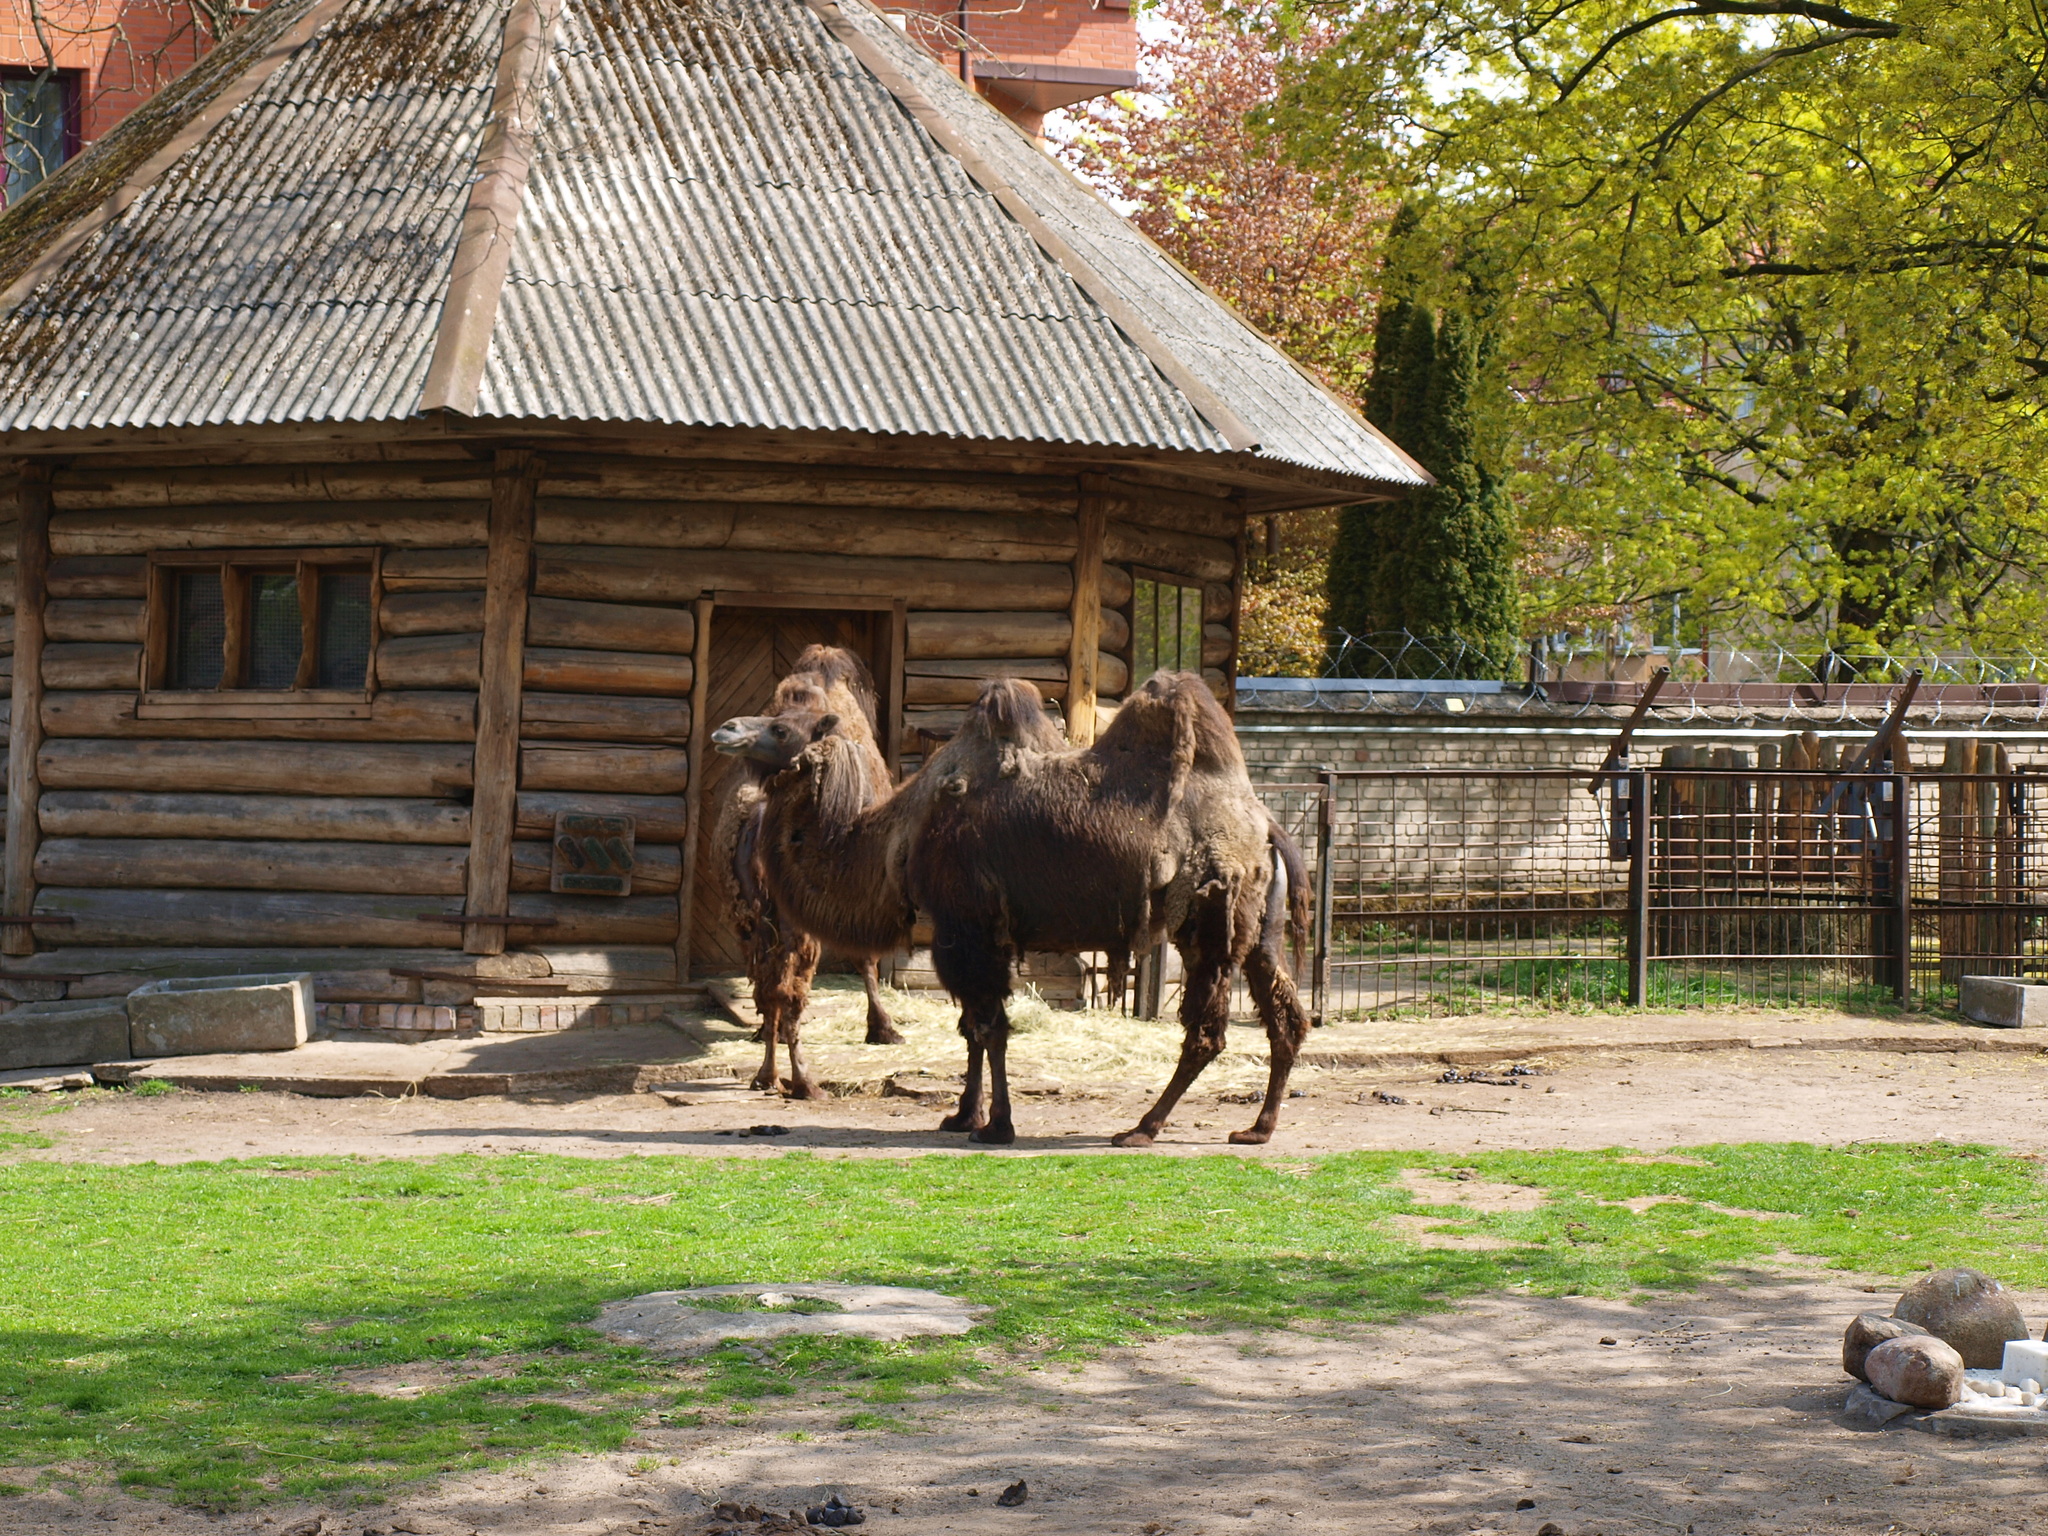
[1265,817,1311,977]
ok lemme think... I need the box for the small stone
[1843,1312,1931,1381]
[1895,1268,2030,1368]
[1515,1498,1537,1510]
[996,1480,1027,1507]
[1865,1335,1965,1409]
[1843,1381,1918,1425]
[1537,1524,1565,1536]
[1599,1337,1618,1346]
[2026,1378,2043,1395]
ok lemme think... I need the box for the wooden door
[690,607,879,973]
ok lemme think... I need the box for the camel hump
[966,676,1066,749]
[782,644,880,732]
[1099,671,1245,773]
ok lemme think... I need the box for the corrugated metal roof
[0,0,1426,489]
[0,0,501,432]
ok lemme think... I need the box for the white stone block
[1958,976,2048,1029]
[2000,1338,2048,1387]
[127,973,312,1057]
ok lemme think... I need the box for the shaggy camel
[708,646,901,1099]
[736,672,1311,1146]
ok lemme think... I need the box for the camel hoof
[750,1073,778,1093]
[968,1123,1016,1146]
[790,1084,831,1103]
[1110,1128,1155,1148]
[864,1022,907,1046]
[1228,1128,1273,1145]
[936,1112,985,1133]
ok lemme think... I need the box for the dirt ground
[15,1041,2048,1163]
[8,1042,2048,1535]
[4,1267,2043,1536]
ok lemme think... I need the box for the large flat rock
[597,1284,984,1355]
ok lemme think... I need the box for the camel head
[711,711,839,770]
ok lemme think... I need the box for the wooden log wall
[2,448,1251,991]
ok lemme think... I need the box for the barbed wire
[1238,630,2048,730]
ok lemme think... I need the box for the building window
[2,68,77,209]
[150,552,377,704]
[1130,573,1204,683]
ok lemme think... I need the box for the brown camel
[735,672,1311,1146]
[707,646,902,1099]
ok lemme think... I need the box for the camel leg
[1229,931,1311,1144]
[939,1031,987,1132]
[1113,889,1233,1148]
[782,1010,829,1102]
[861,958,905,1046]
[750,1001,781,1093]
[967,1001,1016,1145]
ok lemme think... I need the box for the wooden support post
[675,595,714,979]
[1224,494,1246,720]
[883,598,906,775]
[464,449,540,956]
[1626,768,1650,1006]
[1312,768,1336,1026]
[4,464,49,956]
[1066,475,1109,745]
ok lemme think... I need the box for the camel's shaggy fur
[707,645,901,1099]
[749,673,1311,1145]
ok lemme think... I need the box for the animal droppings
[1370,1090,1408,1104]
[997,1479,1028,1506]
[805,1494,866,1526]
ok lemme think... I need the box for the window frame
[1,65,82,208]
[1126,565,1206,687]
[142,547,382,719]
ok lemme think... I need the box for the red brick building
[0,1,210,206]
[1,0,1132,204]
[893,0,1136,135]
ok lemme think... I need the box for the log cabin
[0,0,1423,1021]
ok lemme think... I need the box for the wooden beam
[418,0,560,415]
[4,465,49,955]
[1065,476,1109,745]
[676,596,713,979]
[884,599,906,774]
[465,449,540,955]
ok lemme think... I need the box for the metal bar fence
[1282,769,2048,1019]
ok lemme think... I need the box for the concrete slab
[1,997,132,1071]
[127,973,313,1056]
[97,1021,727,1098]
[1958,976,2048,1029]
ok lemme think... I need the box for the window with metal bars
[151,552,377,700]
[1130,573,1205,686]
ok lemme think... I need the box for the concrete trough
[0,998,131,1071]
[127,973,314,1057]
[1958,976,2048,1030]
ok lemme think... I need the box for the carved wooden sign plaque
[551,812,636,896]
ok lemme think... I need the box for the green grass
[0,1144,2040,1509]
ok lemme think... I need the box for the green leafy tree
[1277,0,2048,666]
[1328,265,1521,675]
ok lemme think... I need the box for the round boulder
[1894,1268,2029,1369]
[1843,1311,1931,1382]
[1864,1335,1964,1409]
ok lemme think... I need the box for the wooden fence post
[1627,768,1650,1006]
